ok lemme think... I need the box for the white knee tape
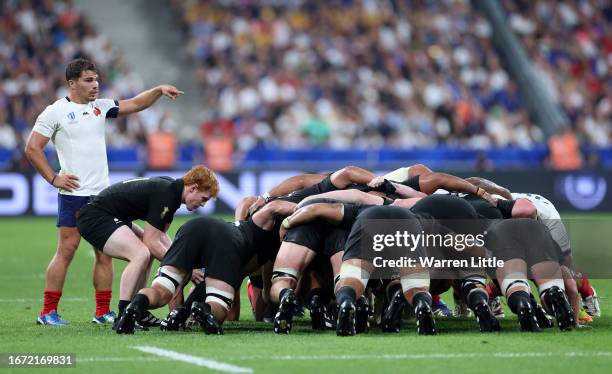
[500,272,528,296]
[205,287,234,311]
[271,267,300,282]
[339,264,370,288]
[538,279,565,294]
[152,267,184,294]
[384,167,409,182]
[400,272,430,292]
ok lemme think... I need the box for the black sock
[411,292,432,309]
[131,294,150,318]
[306,288,323,307]
[118,300,130,317]
[184,282,207,311]
[335,286,356,306]
[386,282,402,301]
[507,291,530,315]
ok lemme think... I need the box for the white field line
[78,351,612,365]
[132,346,253,373]
[0,297,88,302]
[224,351,612,361]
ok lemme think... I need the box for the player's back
[90,176,179,221]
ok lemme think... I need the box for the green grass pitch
[0,215,611,373]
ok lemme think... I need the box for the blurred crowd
[0,0,174,170]
[176,0,528,151]
[175,0,610,152]
[504,0,611,147]
[0,0,609,171]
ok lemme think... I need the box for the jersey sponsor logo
[160,206,169,220]
[93,107,101,116]
[68,112,75,120]
[82,112,89,116]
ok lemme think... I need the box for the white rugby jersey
[33,96,119,196]
[511,192,571,253]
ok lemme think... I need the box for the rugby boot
[115,306,137,334]
[414,299,437,335]
[309,294,326,331]
[546,287,575,331]
[473,302,500,332]
[160,306,189,331]
[532,300,554,329]
[381,289,405,333]
[273,289,298,334]
[336,299,356,336]
[355,295,372,334]
[517,298,542,332]
[191,302,223,335]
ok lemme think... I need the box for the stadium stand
[0,0,609,171]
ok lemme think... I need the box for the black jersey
[400,175,421,191]
[88,176,183,231]
[161,216,278,289]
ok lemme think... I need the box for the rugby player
[116,199,295,334]
[26,58,184,326]
[77,166,218,326]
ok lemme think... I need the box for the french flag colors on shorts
[57,194,90,227]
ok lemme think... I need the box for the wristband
[262,192,272,202]
[50,174,57,186]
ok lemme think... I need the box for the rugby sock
[336,286,356,306]
[118,300,130,317]
[462,282,488,309]
[507,291,530,315]
[432,294,441,305]
[184,282,207,311]
[411,291,432,309]
[41,290,62,316]
[95,290,112,317]
[578,276,594,298]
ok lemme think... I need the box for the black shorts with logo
[77,203,131,251]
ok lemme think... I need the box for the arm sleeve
[32,106,57,138]
[97,98,120,119]
[400,175,421,191]
[341,203,361,227]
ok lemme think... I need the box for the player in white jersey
[510,192,600,318]
[25,58,184,326]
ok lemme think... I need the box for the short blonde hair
[183,165,220,198]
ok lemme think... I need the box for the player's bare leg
[270,242,316,333]
[38,227,80,325]
[103,226,152,318]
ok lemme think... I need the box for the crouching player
[77,165,218,327]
